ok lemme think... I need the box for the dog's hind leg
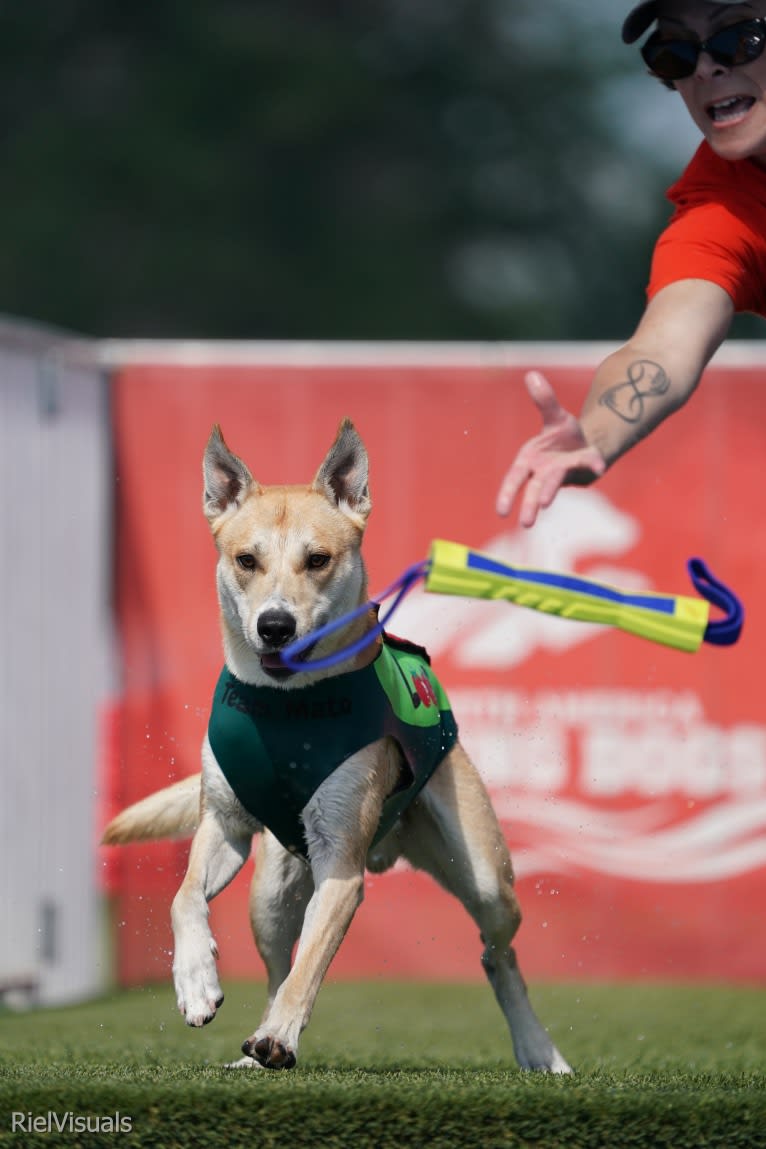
[249,830,314,1012]
[400,743,572,1074]
[240,741,401,1070]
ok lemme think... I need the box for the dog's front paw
[173,938,224,1027]
[177,981,224,1028]
[241,1033,297,1070]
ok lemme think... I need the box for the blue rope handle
[280,558,431,672]
[687,557,744,646]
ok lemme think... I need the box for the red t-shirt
[648,141,766,316]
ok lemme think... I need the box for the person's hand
[495,371,607,527]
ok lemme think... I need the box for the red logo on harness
[411,671,437,708]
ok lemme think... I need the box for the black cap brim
[623,0,745,45]
[622,1,658,44]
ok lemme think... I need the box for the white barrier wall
[0,319,112,1005]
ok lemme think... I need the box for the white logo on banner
[393,490,766,882]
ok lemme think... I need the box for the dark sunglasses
[641,17,766,81]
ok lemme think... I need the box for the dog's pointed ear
[312,418,371,521]
[203,425,257,522]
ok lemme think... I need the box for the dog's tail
[101,774,202,845]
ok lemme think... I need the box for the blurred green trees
[0,0,712,340]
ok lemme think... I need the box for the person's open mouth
[707,95,756,124]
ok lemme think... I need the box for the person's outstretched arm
[496,279,734,526]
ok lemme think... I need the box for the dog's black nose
[257,609,297,647]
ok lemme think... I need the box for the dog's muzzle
[257,609,315,679]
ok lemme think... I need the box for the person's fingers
[583,446,607,478]
[497,374,605,522]
[536,466,566,511]
[500,446,606,523]
[495,459,532,517]
[518,475,545,529]
[536,448,606,506]
[524,370,566,427]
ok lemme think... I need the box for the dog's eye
[307,552,330,571]
[236,553,257,571]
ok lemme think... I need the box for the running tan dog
[103,419,571,1074]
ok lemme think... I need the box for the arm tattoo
[598,360,670,424]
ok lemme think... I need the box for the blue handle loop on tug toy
[280,541,743,672]
[686,556,744,647]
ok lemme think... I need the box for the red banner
[105,347,766,985]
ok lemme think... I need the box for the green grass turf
[0,981,764,1148]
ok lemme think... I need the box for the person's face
[656,1,766,166]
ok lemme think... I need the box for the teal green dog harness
[207,635,458,858]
